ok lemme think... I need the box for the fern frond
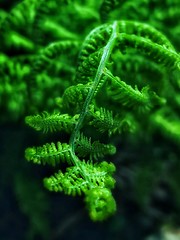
[75,133,116,160]
[44,168,87,195]
[44,160,116,195]
[111,54,164,77]
[85,187,116,221]
[117,33,180,70]
[34,40,80,72]
[110,54,165,90]
[0,0,36,31]
[25,111,79,133]
[84,162,116,222]
[117,20,175,51]
[77,23,112,64]
[62,83,91,111]
[151,110,180,143]
[77,20,176,63]
[99,0,117,23]
[75,49,103,83]
[89,107,137,136]
[105,70,166,113]
[25,142,72,166]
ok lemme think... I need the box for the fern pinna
[25,19,180,221]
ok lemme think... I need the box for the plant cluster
[0,0,180,223]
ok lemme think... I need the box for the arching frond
[105,70,166,113]
[34,40,80,72]
[117,33,179,70]
[117,20,175,51]
[77,23,112,64]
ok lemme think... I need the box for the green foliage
[62,83,92,113]
[151,108,180,143]
[24,15,179,221]
[25,111,79,133]
[85,187,116,221]
[44,160,116,221]
[106,71,163,113]
[75,133,116,160]
[1,0,180,226]
[25,142,72,166]
[44,160,116,194]
[89,106,137,136]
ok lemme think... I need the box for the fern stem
[69,21,118,183]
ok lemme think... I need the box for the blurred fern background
[0,0,180,239]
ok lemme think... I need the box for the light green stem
[69,21,118,182]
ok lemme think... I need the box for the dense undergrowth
[0,0,180,239]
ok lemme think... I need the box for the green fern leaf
[44,167,87,195]
[89,107,137,136]
[85,187,116,221]
[34,40,80,72]
[117,20,175,51]
[117,33,180,70]
[44,160,116,194]
[25,111,79,133]
[77,23,112,64]
[62,83,91,112]
[105,70,166,112]
[75,133,116,160]
[75,49,103,83]
[25,142,72,166]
